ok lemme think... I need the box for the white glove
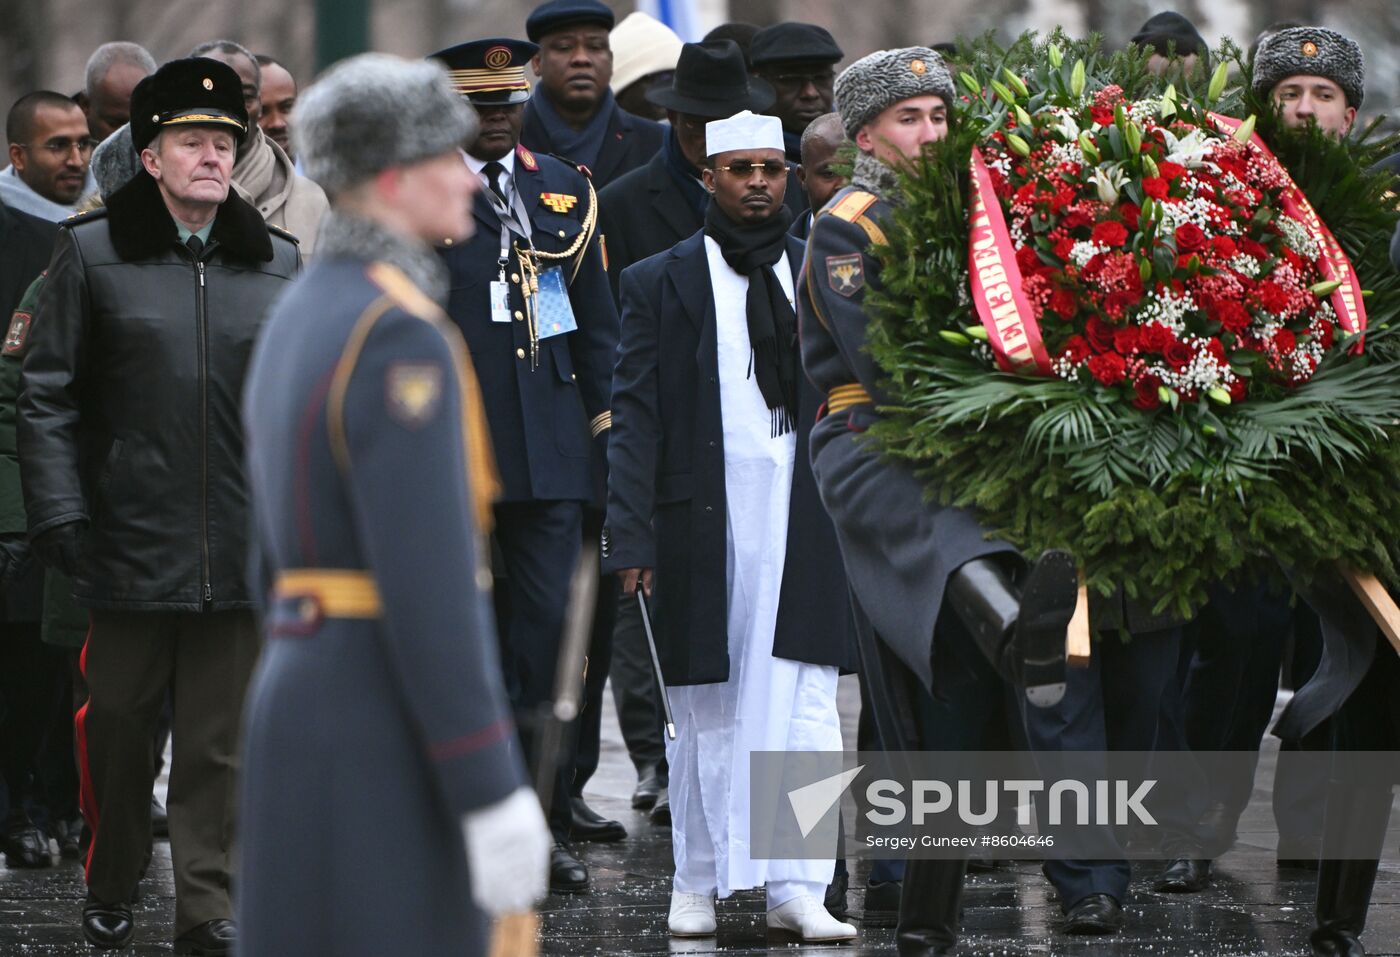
[461,785,551,915]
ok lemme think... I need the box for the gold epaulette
[824,190,887,247]
[268,223,300,244]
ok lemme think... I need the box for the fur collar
[314,211,449,306]
[104,170,273,263]
[851,152,902,199]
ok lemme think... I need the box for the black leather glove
[31,522,84,578]
[0,533,32,585]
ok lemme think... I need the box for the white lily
[1161,126,1215,168]
[1053,111,1081,142]
[1093,166,1126,205]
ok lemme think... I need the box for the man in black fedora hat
[598,40,775,305]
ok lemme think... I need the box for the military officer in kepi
[798,48,1080,955]
[235,54,550,956]
[430,36,620,894]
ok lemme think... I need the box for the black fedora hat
[646,40,775,118]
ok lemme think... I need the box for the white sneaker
[766,893,858,942]
[668,890,717,937]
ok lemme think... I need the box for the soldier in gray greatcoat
[236,54,549,956]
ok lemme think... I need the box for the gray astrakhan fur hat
[834,47,955,141]
[90,124,141,199]
[294,53,478,198]
[1252,26,1364,109]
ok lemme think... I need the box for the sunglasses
[713,160,788,178]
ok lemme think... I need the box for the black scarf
[704,200,798,436]
[662,129,708,223]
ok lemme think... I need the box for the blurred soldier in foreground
[237,53,549,956]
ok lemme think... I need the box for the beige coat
[232,127,329,254]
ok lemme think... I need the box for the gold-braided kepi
[430,38,538,106]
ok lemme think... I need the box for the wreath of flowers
[862,35,1400,619]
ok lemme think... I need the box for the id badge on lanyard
[489,188,530,323]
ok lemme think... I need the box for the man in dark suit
[604,109,856,943]
[432,37,619,895]
[749,22,843,166]
[598,40,774,306]
[520,0,665,189]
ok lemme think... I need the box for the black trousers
[494,500,583,840]
[570,508,620,796]
[79,610,259,935]
[0,622,65,822]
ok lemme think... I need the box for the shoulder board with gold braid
[267,223,300,245]
[61,206,107,228]
[824,190,888,247]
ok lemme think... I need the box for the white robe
[666,238,842,907]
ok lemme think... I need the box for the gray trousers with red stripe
[77,610,258,934]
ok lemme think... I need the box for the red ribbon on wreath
[968,147,1054,374]
[1208,112,1367,352]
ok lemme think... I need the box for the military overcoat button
[516,347,526,359]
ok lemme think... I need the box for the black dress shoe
[2,816,53,868]
[174,918,236,955]
[650,790,671,826]
[861,879,900,928]
[549,841,590,893]
[1311,929,1367,956]
[570,796,626,842]
[824,870,849,921]
[82,899,134,950]
[1155,857,1212,893]
[151,795,169,839]
[1063,893,1124,935]
[631,765,664,809]
[50,815,84,860]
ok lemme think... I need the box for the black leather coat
[18,171,299,611]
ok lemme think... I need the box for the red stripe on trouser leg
[76,617,99,881]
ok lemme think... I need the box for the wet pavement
[2,676,1396,955]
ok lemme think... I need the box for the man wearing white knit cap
[603,109,857,942]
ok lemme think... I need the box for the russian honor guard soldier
[430,37,620,893]
[236,54,550,957]
[798,48,1079,955]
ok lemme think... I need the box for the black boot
[1310,784,1392,956]
[947,551,1076,707]
[895,858,967,956]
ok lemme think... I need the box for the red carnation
[1174,223,1207,253]
[1090,106,1115,127]
[1140,322,1174,353]
[1050,286,1077,319]
[1210,236,1238,259]
[1164,340,1194,371]
[1085,316,1118,352]
[1273,328,1297,354]
[1219,301,1253,335]
[1120,203,1141,230]
[1104,288,1143,316]
[1053,237,1076,261]
[1113,325,1142,354]
[1088,351,1128,386]
[1059,335,1092,363]
[1016,245,1043,275]
[1317,323,1335,350]
[1257,282,1292,316]
[1203,337,1226,362]
[1132,374,1163,410]
[1157,161,1187,181]
[1239,238,1269,260]
[1228,377,1247,402]
[1143,177,1170,200]
[1092,221,1129,246]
